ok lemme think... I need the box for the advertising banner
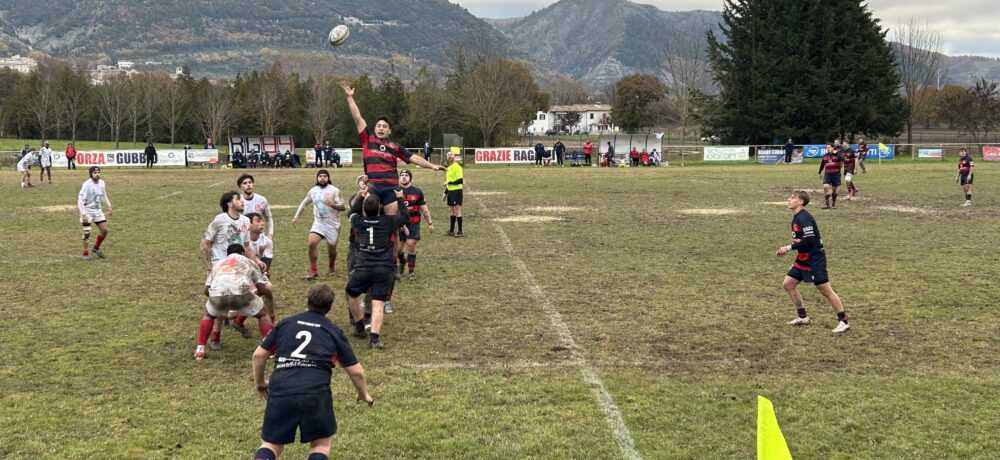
[982,146,1000,161]
[474,148,537,164]
[757,148,803,164]
[51,149,189,168]
[186,149,219,163]
[229,136,295,157]
[804,144,894,160]
[803,145,826,158]
[917,148,943,158]
[704,146,750,161]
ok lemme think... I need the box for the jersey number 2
[291,331,312,358]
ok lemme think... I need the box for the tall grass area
[2,161,998,458]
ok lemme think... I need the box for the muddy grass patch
[36,205,77,212]
[493,215,564,223]
[526,206,584,213]
[678,208,745,216]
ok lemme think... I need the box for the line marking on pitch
[157,191,182,199]
[473,196,642,460]
[207,181,225,188]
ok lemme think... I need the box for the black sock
[824,194,830,205]
[407,253,416,272]
[797,308,808,318]
[831,192,837,205]
[370,332,380,343]
[254,447,276,460]
[450,215,456,232]
[307,453,329,460]
[837,311,848,323]
[966,194,971,201]
[457,216,463,232]
[355,319,366,332]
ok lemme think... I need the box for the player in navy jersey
[396,169,434,281]
[344,189,410,349]
[957,148,974,206]
[776,191,850,333]
[818,144,845,209]
[842,143,859,199]
[252,284,373,460]
[341,82,445,218]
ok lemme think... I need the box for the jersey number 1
[291,331,312,358]
[367,227,374,245]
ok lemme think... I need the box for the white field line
[473,196,642,460]
[157,191,182,199]
[207,181,225,188]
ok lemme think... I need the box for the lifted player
[957,148,974,206]
[396,169,434,281]
[776,191,850,334]
[78,166,113,260]
[292,170,346,279]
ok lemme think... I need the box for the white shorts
[845,173,854,182]
[310,222,340,244]
[17,165,27,173]
[205,293,263,318]
[80,210,106,224]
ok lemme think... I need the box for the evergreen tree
[704,0,905,144]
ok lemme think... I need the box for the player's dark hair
[400,169,412,179]
[226,243,244,255]
[246,212,263,223]
[237,174,254,188]
[307,284,335,315]
[220,191,240,213]
[363,194,381,217]
[88,166,101,177]
[376,116,392,129]
[316,169,330,187]
[794,190,810,206]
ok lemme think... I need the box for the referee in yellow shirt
[444,153,464,237]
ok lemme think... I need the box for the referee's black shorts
[261,392,336,444]
[446,189,463,206]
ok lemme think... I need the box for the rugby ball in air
[329,25,350,47]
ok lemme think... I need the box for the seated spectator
[282,150,293,168]
[650,149,661,166]
[542,147,552,166]
[248,151,259,168]
[630,147,640,167]
[640,149,649,166]
[291,150,301,168]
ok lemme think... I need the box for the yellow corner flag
[878,142,888,151]
[757,396,793,460]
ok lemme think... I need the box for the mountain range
[0,0,997,90]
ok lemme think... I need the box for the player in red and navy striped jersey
[775,191,850,333]
[341,82,445,219]
[842,144,859,199]
[818,144,845,209]
[957,147,974,206]
[396,169,434,281]
[856,138,868,173]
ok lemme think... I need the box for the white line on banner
[157,191,182,199]
[473,196,642,460]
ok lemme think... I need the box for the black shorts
[399,223,420,241]
[447,189,463,206]
[787,257,829,285]
[368,182,400,206]
[960,174,973,186]
[823,173,841,187]
[345,265,395,301]
[261,392,336,445]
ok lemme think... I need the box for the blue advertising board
[803,144,894,160]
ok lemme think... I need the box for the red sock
[197,319,214,346]
[83,249,89,256]
[270,315,276,323]
[258,322,273,337]
[235,315,247,327]
[210,330,220,341]
[309,262,317,273]
[407,254,416,272]
[94,234,105,249]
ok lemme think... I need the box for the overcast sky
[453,0,1000,57]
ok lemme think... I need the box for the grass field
[2,160,998,459]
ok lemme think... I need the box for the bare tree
[58,66,91,143]
[893,17,946,156]
[460,59,543,147]
[404,67,451,143]
[549,75,593,105]
[658,30,712,156]
[940,78,1000,149]
[96,76,130,149]
[304,76,336,143]
[158,74,187,146]
[250,63,289,135]
[24,61,61,139]
[195,82,238,147]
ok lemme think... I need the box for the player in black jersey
[396,169,434,281]
[252,284,373,460]
[775,191,850,333]
[344,189,410,349]
[957,148,974,206]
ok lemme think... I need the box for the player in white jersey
[230,212,277,339]
[238,174,274,238]
[17,149,35,189]
[78,167,113,260]
[38,141,53,184]
[292,169,346,280]
[194,244,274,360]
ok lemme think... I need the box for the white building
[524,103,616,134]
[117,60,134,70]
[0,55,38,73]
[89,63,137,85]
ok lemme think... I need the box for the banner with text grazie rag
[474,148,537,164]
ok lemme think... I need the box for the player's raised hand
[358,392,374,407]
[340,82,354,97]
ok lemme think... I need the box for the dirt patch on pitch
[875,205,934,214]
[493,215,564,223]
[469,191,508,196]
[36,205,77,212]
[678,208,745,216]
[527,206,584,213]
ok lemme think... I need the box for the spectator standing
[205,138,215,149]
[423,142,433,162]
[582,140,593,166]
[553,139,565,166]
[605,142,614,167]
[784,139,794,164]
[534,142,545,167]
[314,142,323,168]
[65,142,77,170]
[39,141,53,183]
[323,141,334,168]
[144,142,157,169]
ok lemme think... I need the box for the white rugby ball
[329,25,350,46]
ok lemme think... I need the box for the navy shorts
[399,223,421,241]
[960,174,973,186]
[787,257,829,285]
[368,182,400,206]
[345,265,395,301]
[447,189,463,206]
[261,392,336,444]
[823,173,841,187]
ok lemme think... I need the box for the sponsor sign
[186,149,219,163]
[474,148,538,164]
[804,144,895,160]
[229,135,295,158]
[704,146,749,161]
[757,148,803,164]
[803,144,826,158]
[50,149,189,168]
[983,146,1000,161]
[917,148,943,158]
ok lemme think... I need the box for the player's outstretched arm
[343,363,373,406]
[291,194,313,225]
[410,154,444,171]
[341,82,366,134]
